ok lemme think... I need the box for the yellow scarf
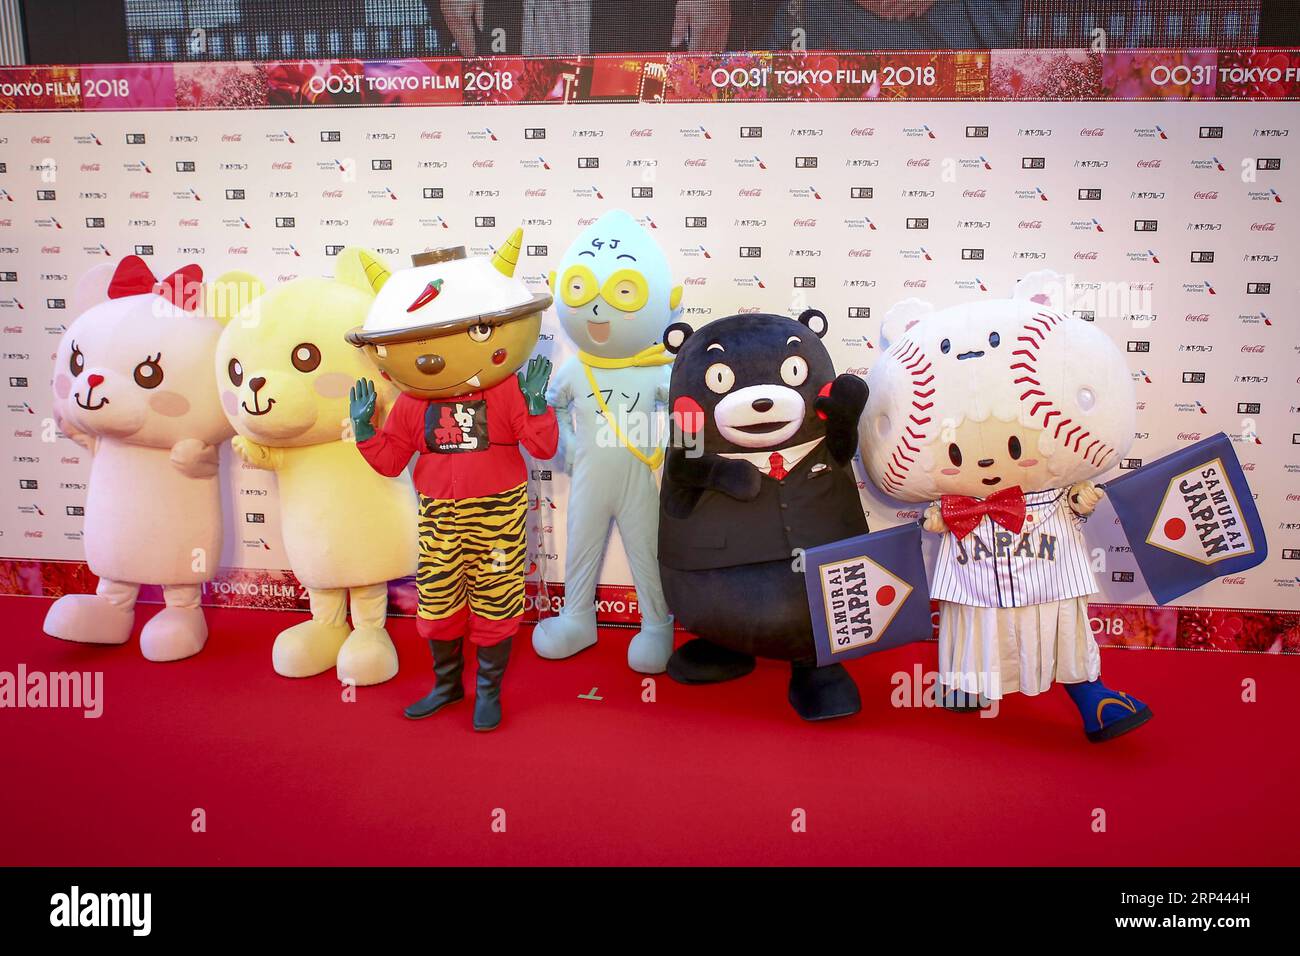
[578,344,673,469]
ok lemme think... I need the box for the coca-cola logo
[472,160,494,168]
[1178,432,1202,441]
[1073,251,1098,259]
[40,246,60,254]
[524,188,546,197]
[372,217,394,226]
[793,218,816,227]
[228,246,248,255]
[1241,344,1265,353]
[962,188,986,198]
[1137,159,1162,168]
[1080,127,1105,137]
[1018,220,1043,229]
[848,249,871,258]
[222,133,242,142]
[850,127,874,136]
[1250,222,1276,231]
[684,277,707,285]
[1194,190,1219,199]
[420,131,443,140]
[1185,313,1209,322]
[1222,576,1246,585]
[79,163,100,172]
[906,158,930,167]
[271,161,293,170]
[629,128,652,137]
[30,136,50,144]
[321,189,343,198]
[129,191,149,199]
[684,158,707,167]
[178,218,199,227]
[738,188,762,197]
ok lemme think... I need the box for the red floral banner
[2,49,1299,111]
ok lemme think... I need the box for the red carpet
[1,594,1295,866]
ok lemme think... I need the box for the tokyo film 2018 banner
[0,50,1297,653]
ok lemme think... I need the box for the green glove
[349,378,378,443]
[518,355,552,416]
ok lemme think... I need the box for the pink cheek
[313,371,352,399]
[672,396,704,435]
[149,391,191,418]
[941,467,961,476]
[53,373,71,399]
[221,390,239,415]
[1017,458,1039,467]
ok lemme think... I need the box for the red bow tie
[940,486,1027,540]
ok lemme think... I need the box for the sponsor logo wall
[1,51,1297,653]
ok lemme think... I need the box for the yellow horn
[491,228,523,278]
[358,250,391,293]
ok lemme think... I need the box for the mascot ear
[206,271,264,326]
[71,261,118,316]
[337,247,392,296]
[879,298,933,350]
[1013,269,1065,308]
[663,321,694,355]
[797,308,829,338]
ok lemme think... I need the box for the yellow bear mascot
[209,250,418,685]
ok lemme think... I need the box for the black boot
[473,637,512,732]
[404,639,465,720]
[666,638,756,684]
[788,660,861,721]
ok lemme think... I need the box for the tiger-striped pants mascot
[416,482,529,645]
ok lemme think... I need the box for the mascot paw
[169,438,219,478]
[627,620,674,674]
[1068,480,1103,516]
[272,618,350,678]
[532,612,598,660]
[666,638,756,684]
[336,627,399,687]
[922,504,947,534]
[139,607,209,662]
[43,593,134,646]
[788,662,862,721]
[231,436,272,469]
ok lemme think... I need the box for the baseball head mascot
[861,271,1152,741]
[44,256,233,660]
[531,209,680,673]
[209,251,419,687]
[347,229,557,731]
[658,309,870,721]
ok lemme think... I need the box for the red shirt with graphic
[357,376,558,499]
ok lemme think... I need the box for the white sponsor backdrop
[1,99,1296,612]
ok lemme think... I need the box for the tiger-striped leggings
[416,482,528,646]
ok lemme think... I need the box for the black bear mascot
[659,309,870,721]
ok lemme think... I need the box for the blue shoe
[1062,679,1153,743]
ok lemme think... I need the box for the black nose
[416,353,445,375]
[751,398,774,413]
[978,458,995,468]
[249,376,266,393]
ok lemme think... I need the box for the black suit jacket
[659,441,869,572]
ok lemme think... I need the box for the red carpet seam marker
[577,687,603,701]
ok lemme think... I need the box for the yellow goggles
[559,265,650,313]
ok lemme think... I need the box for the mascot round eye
[704,362,735,394]
[948,443,963,467]
[133,353,164,389]
[780,355,809,387]
[291,343,321,373]
[1008,435,1022,460]
[600,269,650,313]
[69,343,85,377]
[1077,386,1096,411]
[988,331,1001,348]
[940,338,951,354]
[228,358,243,386]
[468,323,494,343]
[559,264,599,308]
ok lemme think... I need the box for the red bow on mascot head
[940,485,1027,540]
[107,255,203,312]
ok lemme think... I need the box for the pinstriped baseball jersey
[932,488,1097,608]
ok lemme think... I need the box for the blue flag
[1104,432,1267,605]
[803,522,932,667]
